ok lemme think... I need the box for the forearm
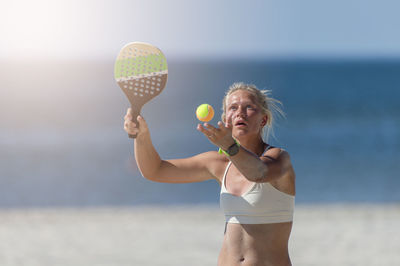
[134,132,162,179]
[228,146,269,182]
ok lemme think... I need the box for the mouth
[234,120,247,127]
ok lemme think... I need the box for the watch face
[227,143,239,156]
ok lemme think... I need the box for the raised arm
[226,144,293,183]
[197,121,293,183]
[124,108,223,184]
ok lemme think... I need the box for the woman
[124,82,296,266]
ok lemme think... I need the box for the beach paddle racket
[114,42,168,138]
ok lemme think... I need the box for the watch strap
[218,140,240,156]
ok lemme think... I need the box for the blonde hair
[221,82,285,142]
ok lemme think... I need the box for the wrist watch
[219,141,240,157]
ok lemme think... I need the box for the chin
[233,129,259,139]
[233,129,248,137]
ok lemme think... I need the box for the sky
[1,0,400,60]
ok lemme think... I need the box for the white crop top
[220,161,295,224]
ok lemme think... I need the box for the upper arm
[259,149,293,182]
[148,151,221,183]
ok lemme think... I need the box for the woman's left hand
[197,121,236,151]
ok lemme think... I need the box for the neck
[236,135,266,156]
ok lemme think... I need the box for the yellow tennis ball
[196,104,214,122]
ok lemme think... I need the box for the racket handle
[128,105,141,139]
[128,133,137,138]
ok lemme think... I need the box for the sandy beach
[0,204,398,266]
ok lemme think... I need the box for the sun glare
[0,0,91,59]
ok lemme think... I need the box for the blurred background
[0,0,399,207]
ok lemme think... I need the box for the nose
[235,105,246,117]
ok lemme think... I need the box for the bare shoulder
[262,147,291,163]
[263,147,296,195]
[279,149,292,165]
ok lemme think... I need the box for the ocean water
[0,59,399,207]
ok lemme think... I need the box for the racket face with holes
[114,42,168,126]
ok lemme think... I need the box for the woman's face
[224,90,267,138]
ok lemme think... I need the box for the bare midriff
[217,222,292,266]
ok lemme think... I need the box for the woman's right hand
[124,108,149,138]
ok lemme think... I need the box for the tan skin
[124,90,295,266]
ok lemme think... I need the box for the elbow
[137,160,163,182]
[139,168,161,182]
[142,173,155,181]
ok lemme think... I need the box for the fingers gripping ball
[196,104,214,122]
